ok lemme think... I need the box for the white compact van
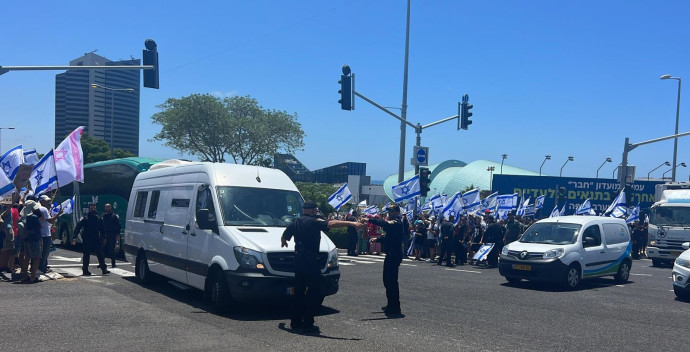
[672,242,690,300]
[123,160,340,311]
[499,216,632,289]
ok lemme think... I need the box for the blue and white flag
[535,195,545,210]
[496,194,514,220]
[0,168,14,198]
[30,150,58,195]
[481,192,498,213]
[559,203,566,216]
[605,191,626,216]
[421,201,432,213]
[442,194,464,224]
[428,194,443,214]
[382,202,393,212]
[610,205,627,218]
[517,197,530,216]
[626,204,640,224]
[473,243,495,261]
[51,196,75,217]
[363,205,379,216]
[524,204,536,217]
[462,189,481,213]
[23,149,39,165]
[644,214,649,224]
[549,206,560,218]
[391,174,421,202]
[512,193,519,211]
[0,144,23,180]
[328,183,352,211]
[404,201,415,215]
[575,199,591,215]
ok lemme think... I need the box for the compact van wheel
[563,264,581,290]
[614,260,631,283]
[135,252,152,284]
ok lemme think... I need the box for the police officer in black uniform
[281,200,363,334]
[437,215,455,267]
[73,203,109,276]
[366,204,404,315]
[102,203,121,268]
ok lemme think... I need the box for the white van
[499,216,632,289]
[672,242,690,300]
[123,160,340,311]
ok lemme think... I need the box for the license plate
[287,287,294,295]
[513,264,532,271]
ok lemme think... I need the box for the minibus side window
[148,191,160,219]
[133,191,148,218]
[196,186,216,225]
[582,225,602,247]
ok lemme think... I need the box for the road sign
[412,146,429,166]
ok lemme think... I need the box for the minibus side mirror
[197,209,218,232]
[583,237,596,248]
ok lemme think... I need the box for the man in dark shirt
[454,216,469,265]
[505,211,524,245]
[281,200,362,334]
[367,204,404,315]
[483,215,504,268]
[102,203,121,268]
[437,216,455,267]
[346,210,359,256]
[73,203,109,276]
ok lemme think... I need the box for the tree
[295,182,337,214]
[81,133,135,163]
[150,94,304,165]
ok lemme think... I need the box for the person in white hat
[37,194,62,274]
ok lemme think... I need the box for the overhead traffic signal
[419,167,432,197]
[143,39,159,89]
[459,101,473,130]
[338,65,354,110]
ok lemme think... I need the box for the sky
[2,0,690,183]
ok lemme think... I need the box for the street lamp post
[596,157,612,178]
[500,154,507,174]
[661,74,682,182]
[539,155,551,176]
[0,127,15,152]
[613,162,622,179]
[663,162,686,180]
[648,161,671,180]
[487,166,495,191]
[90,84,134,158]
[560,156,573,177]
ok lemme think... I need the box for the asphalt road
[1,247,688,352]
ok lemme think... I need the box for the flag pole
[49,148,61,204]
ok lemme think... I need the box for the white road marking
[51,256,82,262]
[445,268,481,274]
[338,262,355,266]
[108,267,135,277]
[631,273,653,276]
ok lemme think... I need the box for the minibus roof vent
[148,159,193,171]
[237,228,269,233]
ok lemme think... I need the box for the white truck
[647,183,690,266]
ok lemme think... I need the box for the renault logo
[519,251,528,260]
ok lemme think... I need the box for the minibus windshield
[217,186,303,227]
[519,222,581,245]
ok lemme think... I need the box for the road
[1,247,688,352]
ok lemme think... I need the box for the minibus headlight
[543,248,565,259]
[233,247,265,270]
[327,248,338,268]
[676,258,690,269]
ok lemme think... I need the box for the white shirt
[38,206,52,238]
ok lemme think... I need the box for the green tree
[80,133,135,163]
[295,182,337,214]
[150,94,304,165]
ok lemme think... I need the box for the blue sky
[2,0,690,182]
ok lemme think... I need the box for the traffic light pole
[619,131,690,191]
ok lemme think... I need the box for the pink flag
[55,126,85,185]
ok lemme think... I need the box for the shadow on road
[122,276,340,321]
[499,277,635,292]
[277,323,362,340]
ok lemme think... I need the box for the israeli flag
[524,204,536,217]
[549,206,560,218]
[421,201,432,213]
[363,205,379,216]
[357,199,367,207]
[535,195,545,210]
[610,205,628,219]
[382,202,393,212]
[391,174,421,202]
[626,204,640,224]
[517,197,530,216]
[30,150,58,195]
[328,183,352,211]
[575,199,592,215]
[23,149,39,165]
[404,201,415,215]
[605,191,626,216]
[429,194,443,213]
[51,196,75,217]
[473,243,495,261]
[0,144,23,180]
[481,192,498,213]
[559,203,566,216]
[462,189,481,213]
[442,194,464,224]
[496,194,514,220]
[512,193,519,211]
[0,167,14,198]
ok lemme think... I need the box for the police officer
[505,211,524,245]
[281,200,362,334]
[73,203,109,276]
[436,215,455,267]
[102,203,121,268]
[483,215,503,268]
[366,204,404,315]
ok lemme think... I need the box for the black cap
[303,200,318,209]
[388,204,401,213]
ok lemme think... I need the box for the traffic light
[143,39,159,89]
[338,65,353,110]
[459,101,473,130]
[419,167,432,197]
